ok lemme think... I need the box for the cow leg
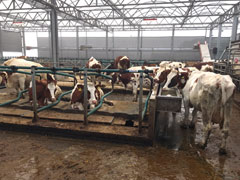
[77,103,84,111]
[219,101,231,155]
[18,76,26,98]
[103,100,114,106]
[189,108,198,129]
[200,109,212,149]
[181,100,190,129]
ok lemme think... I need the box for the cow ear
[95,85,102,92]
[47,74,54,81]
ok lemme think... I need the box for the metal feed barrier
[0,65,153,134]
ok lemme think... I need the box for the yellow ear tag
[181,76,185,79]
[78,87,82,92]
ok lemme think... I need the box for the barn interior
[0,1,240,179]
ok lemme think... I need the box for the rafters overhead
[0,0,239,32]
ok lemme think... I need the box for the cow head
[0,72,8,86]
[45,74,57,102]
[87,56,102,69]
[71,82,103,110]
[153,67,171,84]
[119,56,130,69]
[163,68,189,89]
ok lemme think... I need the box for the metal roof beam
[17,0,108,31]
[101,0,137,28]
[209,2,240,29]
[180,0,195,27]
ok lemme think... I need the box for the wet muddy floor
[0,88,239,179]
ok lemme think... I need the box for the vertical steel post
[50,0,59,67]
[21,27,26,56]
[0,26,3,58]
[31,66,38,122]
[106,26,109,60]
[83,68,88,125]
[138,71,143,133]
[137,26,140,60]
[112,29,115,59]
[231,6,239,42]
[171,25,175,61]
[208,26,213,50]
[76,26,80,60]
[217,17,223,60]
[85,31,88,59]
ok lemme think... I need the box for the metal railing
[0,65,153,133]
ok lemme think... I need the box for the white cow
[2,58,45,95]
[165,69,235,154]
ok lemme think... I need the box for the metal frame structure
[0,0,239,32]
[0,1,239,65]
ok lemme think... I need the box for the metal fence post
[139,71,143,133]
[84,68,88,125]
[31,66,38,122]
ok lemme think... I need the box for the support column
[0,26,3,58]
[171,25,175,60]
[231,6,239,42]
[112,29,115,59]
[217,17,223,59]
[50,0,59,67]
[106,26,109,60]
[208,26,213,49]
[85,31,88,59]
[76,26,80,60]
[21,28,26,56]
[48,28,51,58]
[137,26,141,60]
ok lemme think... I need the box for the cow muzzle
[92,99,97,105]
[51,97,56,102]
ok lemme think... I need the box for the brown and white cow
[86,57,102,85]
[28,74,61,106]
[112,66,157,101]
[114,56,130,70]
[164,69,235,154]
[86,56,102,69]
[70,82,104,110]
[186,61,213,71]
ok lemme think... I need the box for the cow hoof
[180,123,188,129]
[132,99,137,102]
[219,148,227,155]
[189,123,195,129]
[108,102,114,106]
[197,143,206,150]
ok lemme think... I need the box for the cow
[112,66,157,101]
[70,82,105,110]
[86,56,102,69]
[186,61,213,70]
[85,57,102,86]
[114,56,130,70]
[28,74,62,107]
[164,69,235,154]
[2,58,45,95]
[0,72,7,86]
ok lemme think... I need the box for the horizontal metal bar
[37,90,72,113]
[87,90,113,117]
[0,89,28,107]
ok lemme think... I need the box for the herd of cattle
[0,55,237,154]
